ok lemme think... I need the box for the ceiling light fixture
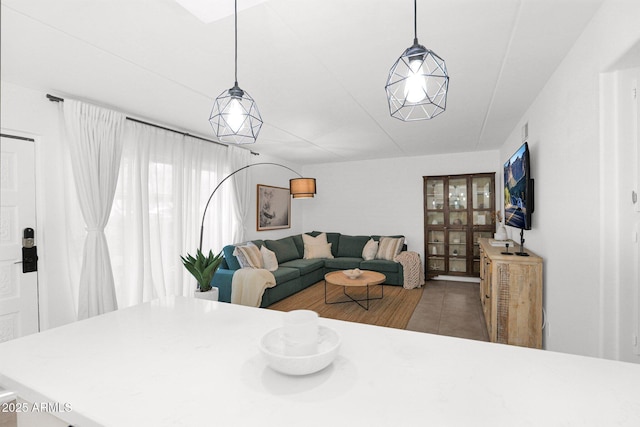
[385,0,449,121]
[209,0,263,144]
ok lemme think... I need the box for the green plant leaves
[181,249,224,292]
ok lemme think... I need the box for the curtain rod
[46,94,258,155]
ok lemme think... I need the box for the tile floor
[406,280,489,342]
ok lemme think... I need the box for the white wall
[302,151,500,261]
[1,81,77,329]
[499,0,640,359]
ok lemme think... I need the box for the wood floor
[268,279,489,342]
[268,280,423,330]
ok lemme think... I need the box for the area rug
[268,280,424,330]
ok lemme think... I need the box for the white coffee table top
[0,296,639,426]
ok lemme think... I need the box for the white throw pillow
[302,232,329,258]
[233,242,263,268]
[375,237,405,261]
[304,242,334,259]
[260,245,278,272]
[362,238,379,261]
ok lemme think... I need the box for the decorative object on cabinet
[424,173,495,278]
[478,238,543,349]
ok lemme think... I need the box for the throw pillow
[260,245,278,272]
[302,232,328,246]
[375,237,405,261]
[233,242,263,268]
[302,232,329,258]
[304,242,334,259]
[265,237,301,264]
[362,238,379,261]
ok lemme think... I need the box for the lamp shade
[289,178,316,199]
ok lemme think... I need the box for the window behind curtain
[105,122,241,308]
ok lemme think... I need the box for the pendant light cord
[413,0,418,43]
[234,0,238,85]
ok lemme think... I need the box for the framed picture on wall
[257,184,291,231]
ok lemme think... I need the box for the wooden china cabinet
[423,173,496,278]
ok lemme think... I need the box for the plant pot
[194,287,219,301]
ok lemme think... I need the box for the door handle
[22,228,38,273]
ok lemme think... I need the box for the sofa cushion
[375,236,405,260]
[312,231,341,257]
[304,242,334,259]
[324,257,363,270]
[360,259,400,273]
[233,242,263,268]
[337,235,370,258]
[271,266,300,284]
[222,244,241,270]
[362,238,379,261]
[250,239,265,248]
[279,258,325,275]
[265,237,301,264]
[291,234,304,257]
[260,246,278,272]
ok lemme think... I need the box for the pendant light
[385,0,449,121]
[209,0,263,144]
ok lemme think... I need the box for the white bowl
[259,326,341,375]
[343,268,362,279]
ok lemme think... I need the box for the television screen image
[504,142,533,230]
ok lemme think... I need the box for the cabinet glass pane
[449,258,467,273]
[472,176,492,209]
[449,210,467,226]
[448,178,467,210]
[428,258,445,272]
[427,212,444,225]
[427,231,445,256]
[473,210,492,226]
[449,231,466,256]
[473,232,493,257]
[473,259,481,274]
[426,179,445,210]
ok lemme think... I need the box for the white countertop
[1,296,639,426]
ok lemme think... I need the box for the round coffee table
[324,270,386,310]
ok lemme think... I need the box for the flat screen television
[503,142,534,230]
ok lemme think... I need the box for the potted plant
[181,249,224,301]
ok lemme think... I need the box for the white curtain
[225,146,251,243]
[105,122,250,308]
[63,100,125,320]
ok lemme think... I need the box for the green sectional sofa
[211,231,406,307]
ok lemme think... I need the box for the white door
[0,134,39,342]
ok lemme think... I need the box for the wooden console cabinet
[479,238,543,349]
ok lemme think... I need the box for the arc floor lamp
[199,162,316,251]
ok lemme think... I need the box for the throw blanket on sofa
[395,251,425,290]
[231,268,276,307]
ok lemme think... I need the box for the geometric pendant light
[209,0,263,144]
[385,0,449,121]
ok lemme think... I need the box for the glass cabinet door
[472,176,493,226]
[426,178,445,225]
[448,230,467,273]
[426,230,445,273]
[448,177,467,226]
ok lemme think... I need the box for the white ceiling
[1,0,604,165]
